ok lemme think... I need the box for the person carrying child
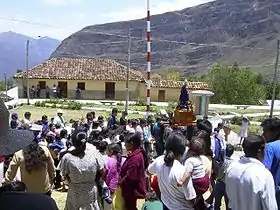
[177,137,210,207]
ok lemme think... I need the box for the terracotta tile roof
[14,58,144,82]
[150,79,210,90]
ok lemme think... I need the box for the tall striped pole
[146,0,151,117]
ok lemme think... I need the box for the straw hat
[0,98,34,156]
[57,109,64,114]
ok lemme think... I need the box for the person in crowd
[60,129,105,210]
[53,109,65,128]
[214,144,234,210]
[104,144,126,210]
[239,116,249,145]
[120,111,128,125]
[0,181,59,210]
[45,85,51,99]
[178,138,210,199]
[4,141,55,195]
[52,84,57,98]
[36,84,41,98]
[261,117,280,208]
[119,133,148,210]
[75,85,81,99]
[195,120,215,209]
[214,123,223,134]
[148,131,196,210]
[226,135,277,210]
[107,108,118,128]
[22,111,32,126]
[141,191,163,210]
[10,113,19,129]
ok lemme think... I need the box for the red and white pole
[146,0,151,117]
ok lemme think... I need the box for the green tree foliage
[208,64,265,105]
[160,68,182,81]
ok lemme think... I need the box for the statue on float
[174,81,196,126]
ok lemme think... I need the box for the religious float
[174,82,196,126]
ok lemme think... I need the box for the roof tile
[14,58,144,82]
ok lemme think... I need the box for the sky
[0,0,212,40]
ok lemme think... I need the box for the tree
[208,64,265,105]
[160,68,181,81]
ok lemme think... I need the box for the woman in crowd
[104,143,126,210]
[4,142,55,195]
[148,131,197,210]
[119,133,148,210]
[60,129,105,210]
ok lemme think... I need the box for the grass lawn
[212,108,274,115]
[10,105,145,121]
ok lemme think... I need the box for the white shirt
[185,156,205,179]
[226,157,277,210]
[148,156,196,210]
[53,116,65,128]
[241,120,249,138]
[210,134,227,158]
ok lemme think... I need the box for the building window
[38,81,46,89]
[77,82,85,90]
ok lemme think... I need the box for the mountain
[51,0,280,77]
[0,31,60,79]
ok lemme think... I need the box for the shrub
[230,116,242,125]
[135,98,146,106]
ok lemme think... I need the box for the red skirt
[192,174,210,195]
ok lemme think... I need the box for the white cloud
[42,0,83,6]
[102,0,213,22]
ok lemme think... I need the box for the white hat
[57,109,64,114]
[0,98,34,156]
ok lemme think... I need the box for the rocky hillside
[0,31,60,79]
[51,0,280,76]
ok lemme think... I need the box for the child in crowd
[96,141,112,206]
[214,144,234,210]
[177,137,210,196]
[141,191,163,210]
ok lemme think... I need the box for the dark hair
[126,133,149,169]
[197,130,213,157]
[197,119,213,134]
[24,112,31,118]
[189,137,205,156]
[242,135,265,158]
[226,144,234,157]
[164,131,186,167]
[10,120,18,129]
[0,181,26,194]
[112,108,118,114]
[42,115,48,121]
[99,141,108,154]
[108,144,122,172]
[60,129,68,138]
[86,112,93,120]
[71,130,87,155]
[261,118,280,140]
[23,142,48,173]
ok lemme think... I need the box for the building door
[105,82,115,99]
[58,81,68,98]
[158,90,166,102]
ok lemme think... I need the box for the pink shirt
[105,156,126,193]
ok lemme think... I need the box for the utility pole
[125,29,131,114]
[4,73,8,99]
[26,40,30,105]
[269,40,280,118]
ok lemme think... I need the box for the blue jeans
[214,181,229,210]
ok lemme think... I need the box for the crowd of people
[1,96,280,210]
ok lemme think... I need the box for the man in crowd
[53,109,65,128]
[261,118,280,208]
[226,135,277,210]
